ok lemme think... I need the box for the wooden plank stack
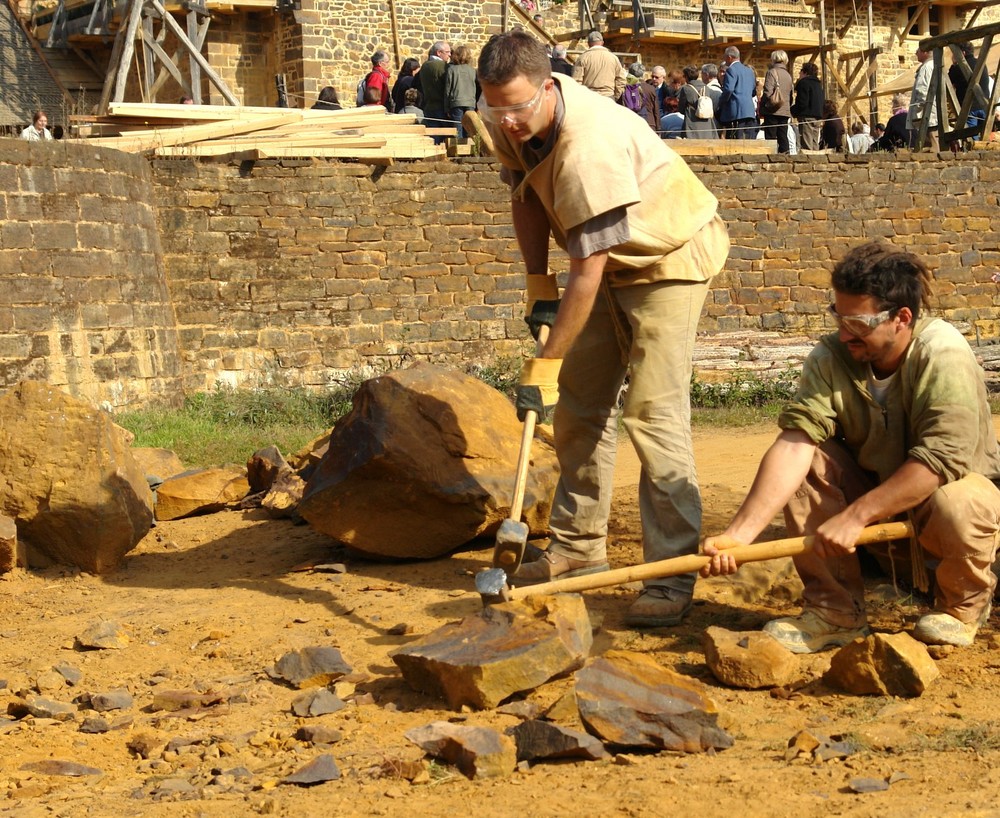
[69,102,450,161]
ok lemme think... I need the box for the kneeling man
[704,241,1000,651]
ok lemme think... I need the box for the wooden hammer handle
[507,520,914,601]
[509,324,549,522]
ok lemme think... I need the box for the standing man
[718,46,757,138]
[907,43,939,151]
[477,31,730,627]
[572,30,626,101]
[704,242,1000,651]
[550,45,573,77]
[789,62,824,150]
[20,111,52,141]
[702,64,723,129]
[364,50,393,111]
[419,40,452,132]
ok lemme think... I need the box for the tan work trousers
[547,277,709,597]
[785,441,1000,627]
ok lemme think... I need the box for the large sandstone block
[703,627,798,689]
[0,381,153,573]
[298,362,559,559]
[154,468,249,521]
[391,594,592,710]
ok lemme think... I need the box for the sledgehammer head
[475,567,512,606]
[492,519,530,571]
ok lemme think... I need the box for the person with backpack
[620,63,658,131]
[760,50,793,153]
[679,65,718,138]
[358,50,393,110]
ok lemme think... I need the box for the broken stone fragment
[703,627,798,689]
[247,446,291,494]
[496,700,544,720]
[849,776,890,793]
[0,381,153,573]
[575,650,734,753]
[79,716,111,734]
[299,363,559,559]
[290,688,346,718]
[76,620,129,650]
[268,647,352,689]
[154,467,250,521]
[20,760,102,777]
[507,719,609,762]
[391,594,592,710]
[26,697,77,721]
[296,725,343,745]
[91,688,134,712]
[262,471,306,519]
[784,729,854,763]
[281,754,341,786]
[53,662,83,685]
[404,721,517,780]
[34,669,66,695]
[150,689,229,712]
[824,632,940,697]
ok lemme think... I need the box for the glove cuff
[519,357,563,386]
[526,274,559,303]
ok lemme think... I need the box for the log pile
[69,102,450,161]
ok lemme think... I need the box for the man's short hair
[587,30,604,45]
[800,62,818,78]
[831,241,933,319]
[371,50,388,66]
[702,63,718,79]
[478,30,551,86]
[724,46,740,60]
[683,65,699,82]
[552,44,567,59]
[628,62,645,78]
[430,40,447,57]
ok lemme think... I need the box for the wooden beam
[148,0,239,105]
[98,0,135,113]
[112,0,145,104]
[106,101,398,121]
[921,20,1000,49]
[187,8,203,102]
[141,24,191,96]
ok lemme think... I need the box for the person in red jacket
[364,50,393,111]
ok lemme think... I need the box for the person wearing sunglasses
[477,31,730,628]
[703,242,1000,651]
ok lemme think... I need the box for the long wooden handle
[507,520,914,601]
[508,324,550,522]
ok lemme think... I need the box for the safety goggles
[826,304,895,336]
[477,83,546,125]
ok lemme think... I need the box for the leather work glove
[515,357,562,423]
[525,273,560,341]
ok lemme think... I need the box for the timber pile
[69,102,450,161]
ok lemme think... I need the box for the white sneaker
[913,604,991,647]
[763,609,870,654]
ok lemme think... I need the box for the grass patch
[690,371,798,428]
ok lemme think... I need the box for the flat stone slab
[575,650,734,753]
[405,721,517,780]
[268,647,352,689]
[391,594,592,710]
[281,754,341,786]
[507,719,609,762]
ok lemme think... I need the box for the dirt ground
[3,424,1000,818]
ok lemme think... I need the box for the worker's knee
[918,474,1000,560]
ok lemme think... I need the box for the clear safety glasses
[477,83,546,125]
[826,304,896,336]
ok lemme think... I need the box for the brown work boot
[512,549,609,586]
[623,587,693,628]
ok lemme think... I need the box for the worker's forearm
[540,252,608,359]
[511,189,551,274]
[840,459,943,527]
[723,430,817,543]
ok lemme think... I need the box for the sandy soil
[2,424,1000,818]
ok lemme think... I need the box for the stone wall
[0,139,182,407]
[150,150,1000,394]
[2,140,999,405]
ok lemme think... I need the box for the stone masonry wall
[2,142,999,405]
[0,139,183,407]
[150,151,1000,394]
